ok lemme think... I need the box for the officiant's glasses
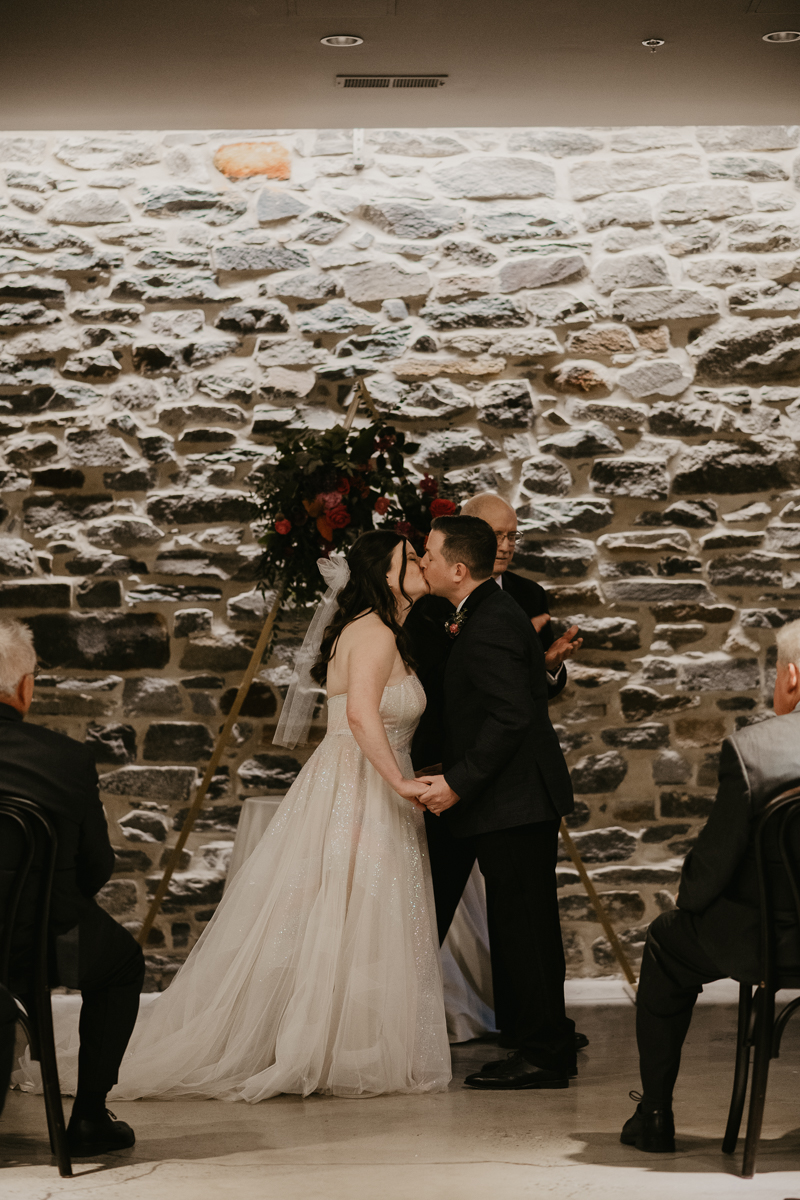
[494,531,518,545]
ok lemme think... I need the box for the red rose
[328,504,351,529]
[337,477,351,494]
[419,474,438,496]
[430,498,457,518]
[275,518,292,535]
[374,496,391,515]
[394,520,413,536]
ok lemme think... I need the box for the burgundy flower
[430,497,457,518]
[419,474,439,496]
[327,504,352,529]
[374,496,391,515]
[394,520,413,536]
[275,518,292,535]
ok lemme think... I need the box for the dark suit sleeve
[444,615,544,803]
[677,738,752,914]
[75,759,115,898]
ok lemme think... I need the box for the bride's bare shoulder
[337,611,394,649]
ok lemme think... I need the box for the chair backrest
[0,795,58,994]
[754,784,800,990]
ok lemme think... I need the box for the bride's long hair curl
[311,531,417,686]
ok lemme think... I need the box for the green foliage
[251,420,455,605]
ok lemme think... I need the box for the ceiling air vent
[335,75,447,89]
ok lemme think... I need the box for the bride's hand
[395,778,429,810]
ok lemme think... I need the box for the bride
[74,531,451,1102]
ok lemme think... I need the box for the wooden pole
[559,820,638,988]
[138,585,285,945]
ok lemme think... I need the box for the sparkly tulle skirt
[45,674,451,1102]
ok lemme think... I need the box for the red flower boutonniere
[445,608,468,639]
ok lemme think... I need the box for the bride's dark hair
[311,531,416,686]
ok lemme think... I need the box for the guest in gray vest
[621,617,800,1153]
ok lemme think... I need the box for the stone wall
[1,125,799,986]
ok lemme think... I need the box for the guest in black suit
[406,493,581,773]
[621,618,800,1154]
[0,619,144,1155]
[418,517,578,1089]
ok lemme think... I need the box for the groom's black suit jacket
[439,580,574,839]
[407,570,566,770]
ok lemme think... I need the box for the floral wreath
[253,420,457,606]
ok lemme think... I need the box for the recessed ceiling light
[641,38,665,52]
[762,30,800,42]
[321,35,364,47]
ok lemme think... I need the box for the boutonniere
[445,608,468,639]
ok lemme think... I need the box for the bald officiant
[407,493,582,776]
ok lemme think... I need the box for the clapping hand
[531,614,583,673]
[416,774,460,816]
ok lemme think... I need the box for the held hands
[415,774,460,816]
[395,778,430,811]
[531,614,583,673]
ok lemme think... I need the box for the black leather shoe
[465,1050,571,1090]
[620,1093,675,1153]
[67,1110,136,1156]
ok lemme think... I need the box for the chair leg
[741,987,774,1180]
[723,983,753,1155]
[34,993,72,1178]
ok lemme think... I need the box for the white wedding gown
[37,675,451,1102]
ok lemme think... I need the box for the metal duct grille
[335,75,447,88]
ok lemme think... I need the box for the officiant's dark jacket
[0,702,114,969]
[437,579,574,838]
[407,569,565,770]
[677,705,800,982]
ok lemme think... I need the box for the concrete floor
[2,986,800,1200]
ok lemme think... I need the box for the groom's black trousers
[425,813,575,1072]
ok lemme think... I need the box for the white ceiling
[4,0,800,129]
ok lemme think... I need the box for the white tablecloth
[228,796,496,1043]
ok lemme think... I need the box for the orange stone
[213,141,291,181]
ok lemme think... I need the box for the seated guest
[0,984,16,1118]
[622,617,800,1153]
[0,619,144,1155]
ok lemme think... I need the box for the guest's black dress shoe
[465,1051,573,1090]
[67,1110,136,1156]
[497,1031,589,1052]
[620,1094,675,1153]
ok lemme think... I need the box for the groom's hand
[417,775,460,816]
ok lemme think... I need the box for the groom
[418,515,578,1089]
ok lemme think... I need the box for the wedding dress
[36,674,451,1102]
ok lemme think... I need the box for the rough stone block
[434,157,556,199]
[213,242,310,272]
[657,185,751,224]
[601,723,669,750]
[95,879,138,915]
[558,825,638,863]
[76,579,123,609]
[515,537,596,577]
[676,655,760,693]
[49,191,129,225]
[54,136,159,171]
[689,318,800,381]
[367,130,467,157]
[707,552,782,587]
[143,722,214,762]
[413,429,495,471]
[0,580,70,608]
[592,253,669,294]
[540,421,621,458]
[696,126,799,152]
[610,287,719,324]
[509,129,603,157]
[238,753,302,790]
[618,359,693,398]
[145,869,225,913]
[147,489,259,525]
[85,722,137,764]
[570,155,703,201]
[589,458,669,499]
[123,677,184,716]
[673,439,798,493]
[27,612,169,670]
[220,681,277,718]
[559,891,645,923]
[179,634,254,672]
[361,200,465,239]
[213,141,290,180]
[727,217,800,253]
[341,261,431,303]
[570,751,628,793]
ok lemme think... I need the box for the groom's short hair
[430,515,497,580]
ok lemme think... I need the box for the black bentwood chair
[722,784,800,1179]
[0,794,72,1177]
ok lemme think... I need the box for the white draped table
[227,796,496,1044]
